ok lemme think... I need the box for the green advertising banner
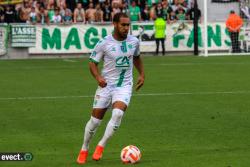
[132,22,231,52]
[28,22,231,54]
[29,24,111,54]
[0,24,8,56]
[11,24,36,47]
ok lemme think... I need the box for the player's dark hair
[113,13,129,23]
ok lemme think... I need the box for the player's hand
[96,76,107,88]
[135,75,145,91]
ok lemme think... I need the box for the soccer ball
[120,145,141,164]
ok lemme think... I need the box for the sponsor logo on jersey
[115,56,130,68]
[91,51,96,57]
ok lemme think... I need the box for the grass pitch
[0,55,250,167]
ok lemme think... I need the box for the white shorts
[92,84,132,109]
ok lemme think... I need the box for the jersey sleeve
[133,38,140,57]
[89,40,105,63]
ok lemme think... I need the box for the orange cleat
[92,145,104,161]
[77,150,88,164]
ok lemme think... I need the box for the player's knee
[112,108,124,121]
[111,108,124,128]
[89,116,102,130]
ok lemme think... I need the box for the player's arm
[133,56,145,91]
[89,39,107,87]
[89,61,107,88]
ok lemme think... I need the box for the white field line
[0,62,249,70]
[62,59,78,63]
[0,91,250,101]
[154,62,250,66]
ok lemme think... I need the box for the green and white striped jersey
[90,35,140,87]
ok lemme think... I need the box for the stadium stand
[0,0,195,24]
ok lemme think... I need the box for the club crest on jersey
[115,56,130,68]
[120,45,127,53]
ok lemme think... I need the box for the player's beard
[117,29,128,40]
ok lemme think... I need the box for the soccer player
[77,12,145,164]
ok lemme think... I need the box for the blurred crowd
[0,0,200,24]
